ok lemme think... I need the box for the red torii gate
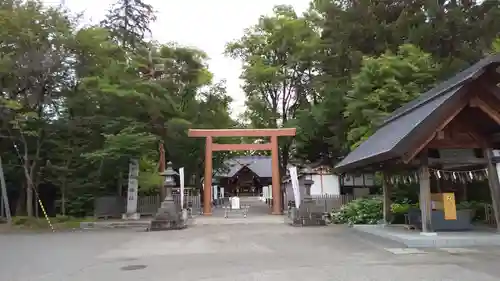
[188,128,296,215]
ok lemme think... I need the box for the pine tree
[101,0,156,50]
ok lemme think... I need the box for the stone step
[80,220,151,230]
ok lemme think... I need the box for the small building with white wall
[309,165,341,196]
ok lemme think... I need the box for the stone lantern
[300,166,315,199]
[150,161,187,231]
[288,165,326,227]
[161,161,178,202]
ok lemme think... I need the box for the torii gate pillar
[188,128,296,216]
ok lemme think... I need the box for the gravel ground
[2,223,500,281]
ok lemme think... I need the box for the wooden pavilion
[335,54,500,232]
[216,156,272,197]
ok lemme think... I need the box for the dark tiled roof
[215,156,272,178]
[335,54,500,172]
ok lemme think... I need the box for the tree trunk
[24,160,33,217]
[61,184,66,216]
[16,182,26,216]
[117,170,123,196]
[195,171,201,196]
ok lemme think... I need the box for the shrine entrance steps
[211,196,272,217]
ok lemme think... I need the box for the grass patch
[8,215,95,231]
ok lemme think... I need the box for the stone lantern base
[286,197,327,227]
[149,199,188,231]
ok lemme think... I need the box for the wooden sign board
[442,192,457,220]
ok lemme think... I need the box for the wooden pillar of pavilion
[485,149,500,231]
[419,151,433,233]
[382,173,392,224]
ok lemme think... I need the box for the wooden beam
[470,96,500,125]
[483,82,500,100]
[412,157,488,165]
[426,115,490,148]
[212,143,272,151]
[188,128,296,137]
[402,98,468,163]
[427,141,481,149]
[456,115,490,147]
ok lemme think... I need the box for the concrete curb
[352,224,500,248]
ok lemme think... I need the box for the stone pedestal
[286,197,326,227]
[122,212,141,220]
[149,198,187,231]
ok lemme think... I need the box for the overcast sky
[43,0,311,117]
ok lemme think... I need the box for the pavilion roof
[215,155,272,178]
[335,54,500,172]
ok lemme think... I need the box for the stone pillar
[123,159,140,220]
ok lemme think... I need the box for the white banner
[213,185,218,200]
[289,166,301,208]
[179,167,185,209]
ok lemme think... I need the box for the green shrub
[391,202,411,214]
[331,197,383,225]
[53,215,71,223]
[12,216,30,225]
[390,202,413,224]
[456,200,485,210]
[12,216,49,228]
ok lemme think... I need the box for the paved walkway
[2,224,500,280]
[202,196,276,224]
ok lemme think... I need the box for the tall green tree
[0,0,75,216]
[344,44,441,149]
[0,0,236,217]
[291,0,500,165]
[226,5,320,169]
[101,0,156,50]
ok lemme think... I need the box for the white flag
[179,167,185,209]
[289,166,301,208]
[213,185,218,200]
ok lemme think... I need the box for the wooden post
[382,173,392,224]
[203,136,213,215]
[419,152,433,232]
[485,149,500,231]
[271,135,282,215]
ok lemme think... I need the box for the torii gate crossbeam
[188,128,296,215]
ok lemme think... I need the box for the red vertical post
[204,136,213,215]
[271,135,282,214]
